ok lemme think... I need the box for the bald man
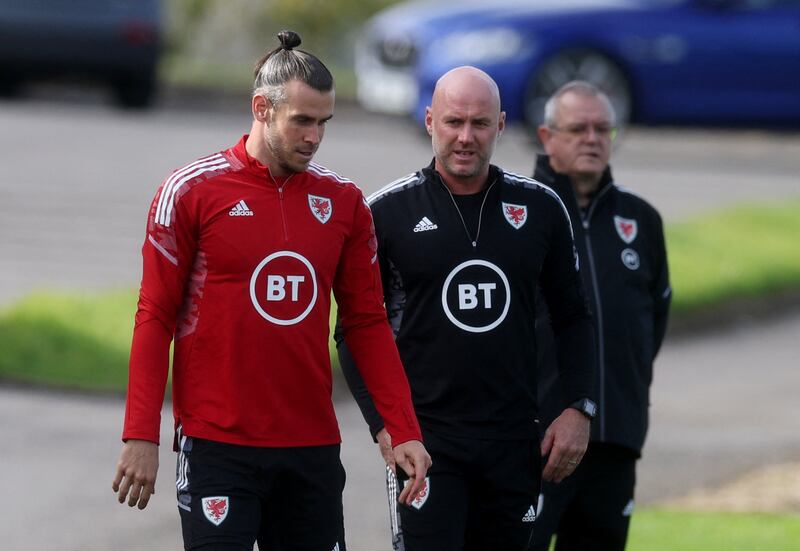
[337,66,596,550]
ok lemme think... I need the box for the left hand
[540,408,590,483]
[393,439,432,505]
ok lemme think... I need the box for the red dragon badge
[502,202,527,229]
[308,194,332,224]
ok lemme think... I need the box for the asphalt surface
[1,91,799,550]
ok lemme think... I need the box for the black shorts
[176,429,346,551]
[392,430,541,551]
[530,442,637,551]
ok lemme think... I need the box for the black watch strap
[569,398,597,419]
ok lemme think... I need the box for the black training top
[337,162,596,440]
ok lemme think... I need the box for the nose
[457,123,474,144]
[305,125,322,146]
[584,125,600,142]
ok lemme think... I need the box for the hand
[540,408,589,483]
[112,439,159,510]
[376,428,395,471]
[393,440,432,506]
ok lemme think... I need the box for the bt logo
[442,259,510,333]
[250,251,318,325]
[266,275,305,302]
[457,283,497,310]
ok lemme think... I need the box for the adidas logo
[229,200,254,217]
[413,216,438,232]
[522,505,536,523]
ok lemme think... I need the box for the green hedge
[667,199,800,312]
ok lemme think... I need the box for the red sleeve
[121,182,197,444]
[333,191,422,446]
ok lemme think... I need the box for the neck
[245,123,286,175]
[571,173,602,209]
[436,163,489,195]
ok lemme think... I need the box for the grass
[1,199,798,392]
[0,290,136,391]
[666,199,800,314]
[626,508,800,551]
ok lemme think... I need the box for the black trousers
[394,429,541,551]
[530,442,637,551]
[176,432,346,551]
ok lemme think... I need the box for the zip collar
[534,155,615,225]
[421,159,501,249]
[420,158,504,193]
[228,134,298,188]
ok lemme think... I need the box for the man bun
[278,30,301,51]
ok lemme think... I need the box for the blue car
[356,0,800,130]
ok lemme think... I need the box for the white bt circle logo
[249,251,318,325]
[441,259,511,333]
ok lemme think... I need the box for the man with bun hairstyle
[337,66,596,550]
[112,30,430,550]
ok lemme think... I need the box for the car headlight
[433,27,532,64]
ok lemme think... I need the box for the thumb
[540,429,554,457]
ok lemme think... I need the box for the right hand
[112,439,159,510]
[376,428,395,471]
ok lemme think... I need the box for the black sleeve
[650,210,671,358]
[538,199,597,405]
[334,317,385,440]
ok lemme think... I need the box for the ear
[498,111,506,135]
[252,94,271,123]
[425,106,434,136]
[537,125,551,150]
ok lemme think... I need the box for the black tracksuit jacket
[337,162,595,441]
[534,156,671,455]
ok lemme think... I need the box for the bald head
[426,66,506,194]
[431,66,502,116]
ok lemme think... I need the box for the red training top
[122,136,421,448]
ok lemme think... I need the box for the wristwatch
[569,398,597,420]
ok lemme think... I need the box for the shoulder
[307,162,356,188]
[154,150,239,227]
[367,171,425,207]
[501,170,572,220]
[614,184,663,223]
[306,162,365,200]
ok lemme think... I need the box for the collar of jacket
[533,154,614,207]
[421,158,504,193]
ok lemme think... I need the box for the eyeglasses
[549,123,618,140]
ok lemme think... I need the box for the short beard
[263,123,300,175]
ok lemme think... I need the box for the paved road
[1,94,799,549]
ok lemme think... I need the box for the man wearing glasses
[531,81,672,550]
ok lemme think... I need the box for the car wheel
[524,49,631,135]
[113,73,157,109]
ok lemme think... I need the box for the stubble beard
[264,125,307,175]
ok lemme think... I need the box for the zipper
[441,178,497,250]
[268,169,293,242]
[579,184,612,439]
